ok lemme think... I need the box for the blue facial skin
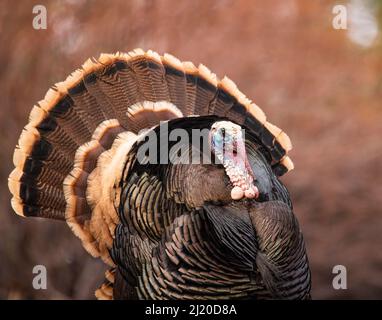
[211,129,223,151]
[210,127,233,160]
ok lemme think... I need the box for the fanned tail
[8,48,293,267]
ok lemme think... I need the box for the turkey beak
[224,132,259,201]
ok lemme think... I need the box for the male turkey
[8,49,311,300]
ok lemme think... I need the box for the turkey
[8,49,311,300]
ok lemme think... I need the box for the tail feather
[95,268,115,300]
[30,105,79,154]
[9,169,66,212]
[129,49,161,103]
[67,80,106,126]
[183,61,198,116]
[211,77,236,118]
[162,53,187,113]
[83,64,119,121]
[50,82,95,139]
[114,58,145,110]
[145,50,171,102]
[194,64,218,116]
[13,148,72,182]
[93,54,134,128]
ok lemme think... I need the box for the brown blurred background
[0,0,381,299]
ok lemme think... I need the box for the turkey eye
[221,128,226,139]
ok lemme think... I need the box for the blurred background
[0,0,381,299]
